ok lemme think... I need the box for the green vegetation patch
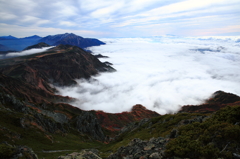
[165,105,240,159]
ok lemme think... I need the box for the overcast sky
[0,0,240,37]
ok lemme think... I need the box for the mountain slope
[0,44,115,98]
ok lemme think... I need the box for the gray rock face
[58,149,101,159]
[74,112,105,141]
[33,113,67,133]
[0,93,28,113]
[0,142,38,159]
[107,137,169,159]
[41,110,68,124]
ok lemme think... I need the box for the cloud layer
[57,36,240,114]
[0,0,239,37]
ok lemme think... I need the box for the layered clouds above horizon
[57,36,240,114]
[0,0,240,37]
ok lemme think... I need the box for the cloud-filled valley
[57,36,240,114]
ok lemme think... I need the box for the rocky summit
[0,43,239,159]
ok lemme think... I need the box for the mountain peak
[0,35,18,40]
[39,33,105,48]
[23,42,51,50]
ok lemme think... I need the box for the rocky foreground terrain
[0,43,239,159]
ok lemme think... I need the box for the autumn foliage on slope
[179,91,240,113]
[95,104,160,133]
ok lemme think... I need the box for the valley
[0,35,239,159]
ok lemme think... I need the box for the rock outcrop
[107,137,169,159]
[58,149,101,159]
[0,143,38,159]
[74,111,105,141]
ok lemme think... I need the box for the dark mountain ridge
[39,33,105,48]
[23,42,50,51]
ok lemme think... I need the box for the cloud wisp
[57,36,240,114]
[1,46,54,59]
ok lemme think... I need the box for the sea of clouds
[57,36,240,114]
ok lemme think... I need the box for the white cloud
[53,1,79,17]
[90,1,124,18]
[57,37,240,114]
[59,21,77,27]
[191,25,240,36]
[5,46,54,57]
[0,12,17,20]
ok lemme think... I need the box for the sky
[57,37,240,114]
[0,0,240,38]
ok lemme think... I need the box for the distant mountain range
[0,33,105,51]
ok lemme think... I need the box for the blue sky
[0,0,240,38]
